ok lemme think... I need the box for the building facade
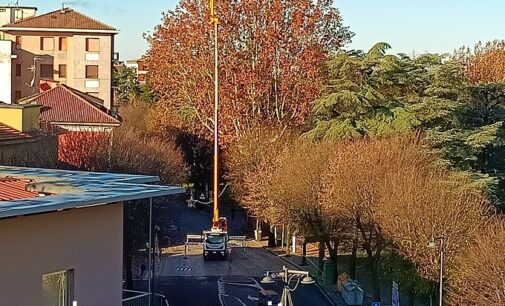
[0,7,118,109]
[0,166,183,306]
[126,58,148,83]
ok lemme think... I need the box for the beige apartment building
[0,7,118,109]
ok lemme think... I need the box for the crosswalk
[175,267,192,272]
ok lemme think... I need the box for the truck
[203,227,228,260]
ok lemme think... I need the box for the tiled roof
[2,8,116,31]
[22,85,120,126]
[0,124,32,142]
[0,178,38,201]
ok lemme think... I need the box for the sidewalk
[266,246,429,306]
[267,248,348,306]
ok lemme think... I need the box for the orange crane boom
[210,0,223,228]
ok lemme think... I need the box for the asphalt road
[138,199,333,306]
[153,275,332,306]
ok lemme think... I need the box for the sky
[16,0,505,60]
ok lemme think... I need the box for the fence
[122,290,169,306]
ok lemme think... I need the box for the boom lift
[203,0,228,260]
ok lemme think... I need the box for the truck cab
[203,228,228,259]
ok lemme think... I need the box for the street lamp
[428,234,445,306]
[261,266,315,306]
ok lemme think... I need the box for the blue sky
[21,0,505,59]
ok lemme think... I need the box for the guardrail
[122,290,169,306]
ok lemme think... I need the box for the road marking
[247,295,259,301]
[218,281,226,295]
[175,267,192,272]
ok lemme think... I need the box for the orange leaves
[458,40,505,84]
[145,0,352,146]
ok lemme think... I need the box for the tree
[447,219,505,306]
[145,0,353,145]
[225,126,297,246]
[267,139,345,280]
[114,65,140,103]
[374,145,490,282]
[307,42,505,209]
[320,136,418,302]
[456,40,505,84]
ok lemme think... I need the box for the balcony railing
[122,290,169,306]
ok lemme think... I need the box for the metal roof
[0,166,185,220]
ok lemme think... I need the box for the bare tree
[447,219,505,306]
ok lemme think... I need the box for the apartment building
[126,58,148,83]
[0,7,118,109]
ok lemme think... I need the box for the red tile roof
[0,178,38,201]
[0,124,32,142]
[22,85,120,126]
[2,8,116,31]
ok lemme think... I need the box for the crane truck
[202,0,228,260]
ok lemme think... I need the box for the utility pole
[148,197,153,306]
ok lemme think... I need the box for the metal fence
[122,290,169,306]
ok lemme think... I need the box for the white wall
[0,39,12,103]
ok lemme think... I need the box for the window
[40,64,53,78]
[15,64,21,77]
[42,270,74,306]
[40,37,54,51]
[85,38,99,52]
[15,91,21,102]
[15,36,22,49]
[59,64,67,78]
[85,65,99,79]
[59,37,67,51]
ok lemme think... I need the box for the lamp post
[428,234,445,306]
[261,266,315,306]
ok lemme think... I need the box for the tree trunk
[368,253,381,302]
[125,251,134,290]
[318,241,325,276]
[326,239,340,283]
[350,234,358,279]
[409,285,415,306]
[301,241,307,266]
[265,224,276,248]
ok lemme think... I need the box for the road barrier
[184,234,204,258]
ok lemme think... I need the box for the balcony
[122,290,169,306]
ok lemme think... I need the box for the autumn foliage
[58,129,189,185]
[447,219,505,306]
[457,40,505,84]
[145,0,352,145]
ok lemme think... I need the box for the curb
[263,247,338,306]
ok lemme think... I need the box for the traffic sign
[392,281,400,306]
[372,302,381,306]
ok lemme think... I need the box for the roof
[1,8,117,32]
[0,178,38,201]
[0,166,185,220]
[0,123,32,142]
[21,85,120,126]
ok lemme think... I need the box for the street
[142,199,333,306]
